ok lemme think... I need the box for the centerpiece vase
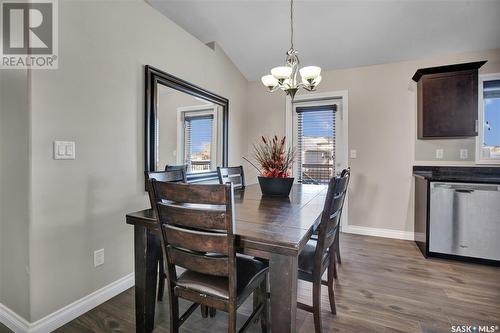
[258,176,295,197]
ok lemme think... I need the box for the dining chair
[217,166,245,189]
[149,181,269,333]
[297,171,350,333]
[334,168,350,265]
[310,167,350,269]
[145,170,187,302]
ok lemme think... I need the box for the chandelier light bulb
[313,75,322,85]
[281,78,293,90]
[261,75,279,89]
[299,66,321,80]
[271,66,293,80]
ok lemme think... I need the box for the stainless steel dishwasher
[429,182,500,261]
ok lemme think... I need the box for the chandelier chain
[290,0,294,50]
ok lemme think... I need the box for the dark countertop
[413,166,500,184]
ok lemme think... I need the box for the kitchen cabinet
[412,61,486,139]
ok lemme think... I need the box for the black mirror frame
[144,65,229,181]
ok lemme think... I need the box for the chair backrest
[146,169,186,183]
[217,166,245,189]
[150,181,237,297]
[337,167,351,222]
[314,170,350,269]
[165,164,188,178]
[145,170,188,208]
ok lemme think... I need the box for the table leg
[269,253,298,333]
[134,225,160,333]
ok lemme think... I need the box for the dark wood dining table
[126,183,327,333]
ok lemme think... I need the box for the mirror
[145,65,228,180]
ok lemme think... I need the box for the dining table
[126,183,327,333]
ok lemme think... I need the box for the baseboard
[0,303,30,333]
[0,273,134,333]
[343,225,415,241]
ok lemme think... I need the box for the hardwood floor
[4,234,500,333]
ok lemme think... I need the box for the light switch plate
[435,149,444,159]
[460,149,468,160]
[350,149,357,159]
[54,141,75,160]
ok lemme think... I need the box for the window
[477,74,500,163]
[180,107,218,173]
[295,104,337,184]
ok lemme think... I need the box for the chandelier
[261,0,322,99]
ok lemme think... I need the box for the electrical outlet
[94,249,104,267]
[435,149,444,159]
[350,149,357,159]
[460,149,468,160]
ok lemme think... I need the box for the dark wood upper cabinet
[413,61,486,139]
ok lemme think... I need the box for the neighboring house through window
[477,74,500,164]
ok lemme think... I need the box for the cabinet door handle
[455,189,473,193]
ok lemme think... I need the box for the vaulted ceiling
[149,0,500,81]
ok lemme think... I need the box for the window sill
[475,159,500,165]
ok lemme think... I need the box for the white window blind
[183,114,214,173]
[296,105,336,184]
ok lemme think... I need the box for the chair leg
[209,307,217,318]
[201,304,208,318]
[228,306,237,333]
[312,277,323,333]
[169,293,180,333]
[259,278,268,333]
[332,253,338,280]
[253,289,259,324]
[327,258,337,315]
[157,254,165,301]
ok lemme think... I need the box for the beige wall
[0,70,31,319]
[247,49,500,233]
[26,0,247,322]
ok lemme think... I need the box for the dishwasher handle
[433,182,500,192]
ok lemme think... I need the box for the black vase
[257,176,295,197]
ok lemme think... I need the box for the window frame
[476,73,500,165]
[292,99,341,182]
[176,105,220,173]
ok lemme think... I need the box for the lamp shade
[313,75,322,85]
[261,75,279,88]
[271,66,293,79]
[299,66,321,80]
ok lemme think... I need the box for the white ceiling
[149,0,500,81]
